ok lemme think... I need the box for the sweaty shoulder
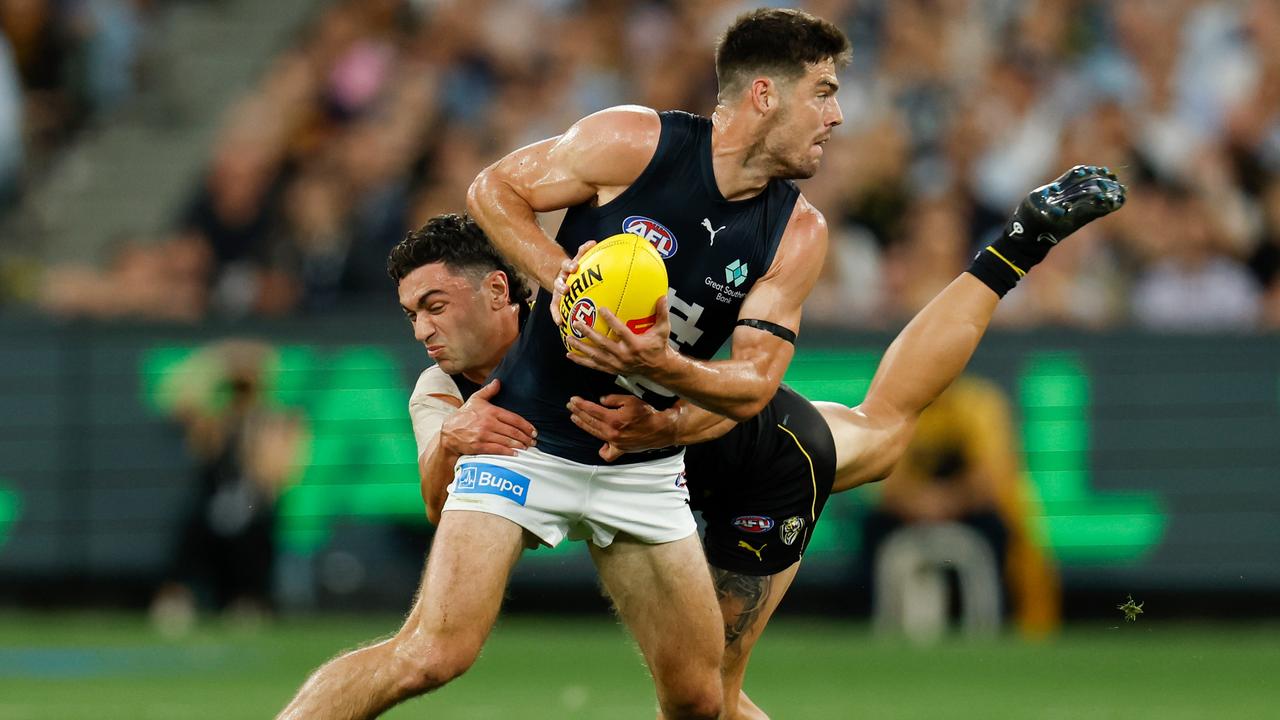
[785,194,827,248]
[560,105,662,193]
[762,193,828,280]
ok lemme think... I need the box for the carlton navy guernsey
[488,110,801,465]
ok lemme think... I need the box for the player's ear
[750,77,776,114]
[485,270,510,309]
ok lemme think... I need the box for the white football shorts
[441,446,695,547]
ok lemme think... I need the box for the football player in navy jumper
[277,158,1123,720]
[278,9,850,720]
[468,9,847,720]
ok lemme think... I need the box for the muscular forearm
[648,333,792,422]
[569,395,733,459]
[467,169,566,290]
[650,355,780,422]
[670,402,737,446]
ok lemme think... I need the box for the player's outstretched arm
[467,106,660,309]
[823,165,1126,492]
[566,198,828,421]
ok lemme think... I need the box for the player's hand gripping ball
[558,233,669,353]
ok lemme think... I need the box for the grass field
[0,613,1276,719]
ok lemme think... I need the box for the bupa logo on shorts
[623,215,678,258]
[732,515,775,533]
[454,463,531,506]
[569,298,596,338]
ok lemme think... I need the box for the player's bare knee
[393,651,475,697]
[660,687,723,720]
[391,635,482,697]
[656,669,722,720]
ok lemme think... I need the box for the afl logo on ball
[623,215,678,259]
[569,298,596,338]
[732,515,775,533]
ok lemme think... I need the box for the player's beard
[759,105,821,180]
[785,148,821,180]
[771,145,820,181]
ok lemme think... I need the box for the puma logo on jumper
[702,218,726,246]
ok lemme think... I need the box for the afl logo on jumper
[623,215,678,259]
[732,515,775,533]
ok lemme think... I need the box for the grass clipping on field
[1117,594,1144,622]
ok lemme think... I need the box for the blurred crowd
[12,0,1280,330]
[0,0,163,204]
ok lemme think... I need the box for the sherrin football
[559,233,669,353]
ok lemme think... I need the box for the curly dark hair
[387,213,531,304]
[715,8,851,98]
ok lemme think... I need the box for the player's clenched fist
[440,380,537,457]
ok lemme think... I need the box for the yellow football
[559,233,669,352]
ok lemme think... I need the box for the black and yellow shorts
[685,385,837,576]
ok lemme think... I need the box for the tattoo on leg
[711,566,772,650]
